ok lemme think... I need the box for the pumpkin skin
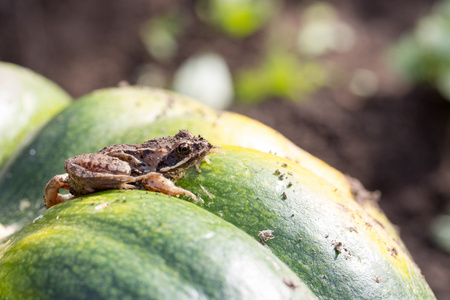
[0,191,316,300]
[0,62,71,169]
[176,146,435,299]
[0,87,436,299]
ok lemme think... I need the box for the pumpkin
[0,191,315,299]
[0,62,71,169]
[0,86,435,299]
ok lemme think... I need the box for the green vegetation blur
[390,0,450,101]
[137,1,357,107]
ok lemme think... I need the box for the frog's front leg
[135,172,198,201]
[44,174,74,208]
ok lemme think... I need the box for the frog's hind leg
[65,153,137,191]
[44,174,73,209]
[135,172,198,201]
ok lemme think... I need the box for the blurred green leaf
[296,2,355,56]
[140,12,186,62]
[197,0,278,38]
[432,214,450,253]
[235,50,325,103]
[389,0,450,101]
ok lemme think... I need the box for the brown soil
[1,0,449,298]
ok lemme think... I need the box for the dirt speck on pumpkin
[95,202,110,210]
[258,230,274,245]
[282,277,298,290]
[388,247,398,258]
[333,242,343,254]
[33,215,44,223]
[347,226,358,233]
[336,203,349,213]
[273,169,286,180]
[346,175,381,206]
[333,241,352,259]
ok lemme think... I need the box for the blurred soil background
[1,0,450,298]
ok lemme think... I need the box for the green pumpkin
[0,87,435,299]
[0,192,315,300]
[0,62,71,169]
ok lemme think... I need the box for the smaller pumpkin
[0,62,71,169]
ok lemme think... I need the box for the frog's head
[157,130,220,181]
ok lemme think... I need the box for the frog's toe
[182,190,198,202]
[120,183,137,190]
[209,148,226,156]
[44,174,71,209]
[195,162,202,173]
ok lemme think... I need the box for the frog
[44,130,224,208]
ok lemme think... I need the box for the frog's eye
[177,143,191,155]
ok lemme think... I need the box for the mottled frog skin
[44,130,223,208]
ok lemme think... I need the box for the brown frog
[44,130,224,208]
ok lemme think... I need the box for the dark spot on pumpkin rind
[257,230,274,245]
[346,175,381,205]
[333,242,343,254]
[374,219,385,229]
[388,247,398,258]
[336,203,349,213]
[282,277,298,290]
[347,227,358,233]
